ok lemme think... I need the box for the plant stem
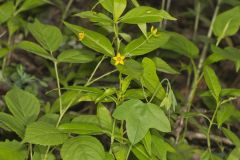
[54,61,63,115]
[193,0,201,41]
[62,0,74,21]
[43,146,50,160]
[109,119,116,153]
[180,0,222,141]
[125,144,132,160]
[85,56,106,86]
[207,102,220,157]
[86,69,117,87]
[160,0,166,28]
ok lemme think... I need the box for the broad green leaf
[61,136,105,160]
[152,57,179,74]
[112,143,128,160]
[4,88,40,125]
[200,150,211,160]
[0,112,25,138]
[222,128,240,147]
[123,32,170,56]
[32,145,55,160]
[116,59,143,79]
[28,20,63,52]
[24,121,68,146]
[97,103,113,131]
[16,41,54,61]
[227,147,240,160]
[213,6,240,40]
[75,11,113,25]
[161,32,199,58]
[152,135,175,160]
[64,22,114,57]
[113,0,127,22]
[0,2,14,24]
[203,66,221,101]
[132,143,151,160]
[217,104,235,127]
[58,123,103,135]
[120,6,176,24]
[0,140,27,160]
[17,0,49,13]
[138,23,147,37]
[57,49,95,63]
[207,46,240,71]
[142,58,165,100]
[7,16,24,38]
[113,99,171,144]
[98,0,113,13]
[143,131,152,156]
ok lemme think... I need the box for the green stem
[207,102,220,157]
[85,56,106,86]
[181,0,221,141]
[62,0,74,21]
[43,146,50,160]
[125,144,132,160]
[193,0,201,41]
[86,69,117,87]
[54,61,63,115]
[109,119,116,153]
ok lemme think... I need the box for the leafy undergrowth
[0,0,240,160]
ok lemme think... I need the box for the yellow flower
[151,26,158,36]
[78,32,85,41]
[113,53,125,65]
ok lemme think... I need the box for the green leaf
[217,104,235,128]
[203,66,221,101]
[132,143,151,160]
[123,32,170,56]
[152,57,179,74]
[17,0,50,13]
[97,103,113,131]
[222,128,240,147]
[227,147,240,160]
[142,58,165,100]
[161,32,199,58]
[152,135,175,160]
[98,0,113,13]
[213,6,240,40]
[207,46,240,71]
[24,121,68,146]
[142,131,152,156]
[7,16,24,38]
[4,88,40,125]
[116,59,143,79]
[120,6,176,24]
[75,11,113,25]
[28,20,63,52]
[57,49,95,63]
[113,0,127,22]
[58,123,103,135]
[61,136,105,160]
[0,2,14,24]
[64,22,114,57]
[112,143,128,160]
[0,140,27,160]
[16,41,54,61]
[113,99,171,144]
[32,145,55,160]
[0,112,25,138]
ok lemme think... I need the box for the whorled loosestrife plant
[0,0,240,160]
